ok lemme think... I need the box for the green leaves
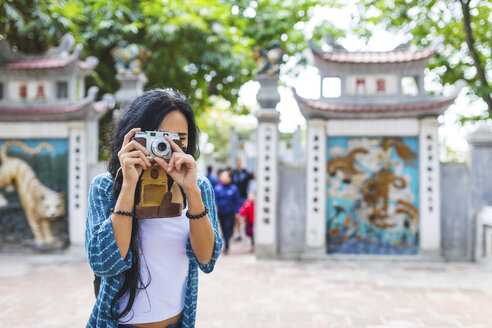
[1,0,326,160]
[1,0,323,114]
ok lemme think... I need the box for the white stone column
[68,121,88,246]
[254,74,281,259]
[86,120,99,165]
[255,110,280,258]
[419,117,441,255]
[305,119,327,255]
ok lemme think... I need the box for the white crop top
[118,205,190,324]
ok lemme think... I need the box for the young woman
[85,89,222,328]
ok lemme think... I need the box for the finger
[167,153,177,173]
[175,156,186,173]
[154,157,168,170]
[119,141,146,160]
[164,135,184,153]
[125,157,147,171]
[155,157,179,180]
[123,140,149,155]
[126,150,152,167]
[122,128,141,147]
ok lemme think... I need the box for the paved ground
[1,238,492,328]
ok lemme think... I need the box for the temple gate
[0,34,111,250]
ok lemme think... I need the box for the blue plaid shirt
[85,172,222,328]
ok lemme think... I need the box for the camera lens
[151,138,171,159]
[157,142,167,152]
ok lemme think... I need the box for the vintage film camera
[132,130,182,163]
[131,131,185,219]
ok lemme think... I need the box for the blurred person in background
[239,190,255,252]
[205,165,218,188]
[214,170,241,254]
[247,170,256,194]
[231,157,252,241]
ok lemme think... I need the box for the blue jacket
[214,182,241,214]
[85,172,222,328]
[205,174,218,188]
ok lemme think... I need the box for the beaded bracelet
[110,208,134,217]
[186,206,209,220]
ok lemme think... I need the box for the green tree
[349,0,492,120]
[1,0,322,113]
[1,0,324,159]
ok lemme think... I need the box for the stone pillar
[304,119,327,257]
[255,74,280,259]
[419,117,441,255]
[86,120,99,165]
[68,121,88,246]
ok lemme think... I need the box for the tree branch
[460,0,492,115]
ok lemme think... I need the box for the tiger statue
[0,140,66,247]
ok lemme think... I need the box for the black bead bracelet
[186,206,209,220]
[110,208,134,217]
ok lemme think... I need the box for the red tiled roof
[2,58,76,69]
[0,102,89,115]
[79,61,93,70]
[295,94,455,113]
[311,47,435,64]
[93,102,108,112]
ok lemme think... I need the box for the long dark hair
[107,88,199,321]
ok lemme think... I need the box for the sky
[236,3,490,162]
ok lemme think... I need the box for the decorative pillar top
[256,108,280,123]
[112,43,151,109]
[114,73,148,108]
[253,41,284,109]
[256,74,281,109]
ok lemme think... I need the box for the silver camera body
[133,130,180,163]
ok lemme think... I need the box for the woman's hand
[118,128,152,187]
[154,135,198,193]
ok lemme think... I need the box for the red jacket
[239,199,255,225]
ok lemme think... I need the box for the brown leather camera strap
[110,167,122,200]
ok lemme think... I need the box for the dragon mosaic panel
[326,137,419,254]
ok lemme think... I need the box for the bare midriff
[130,310,183,328]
